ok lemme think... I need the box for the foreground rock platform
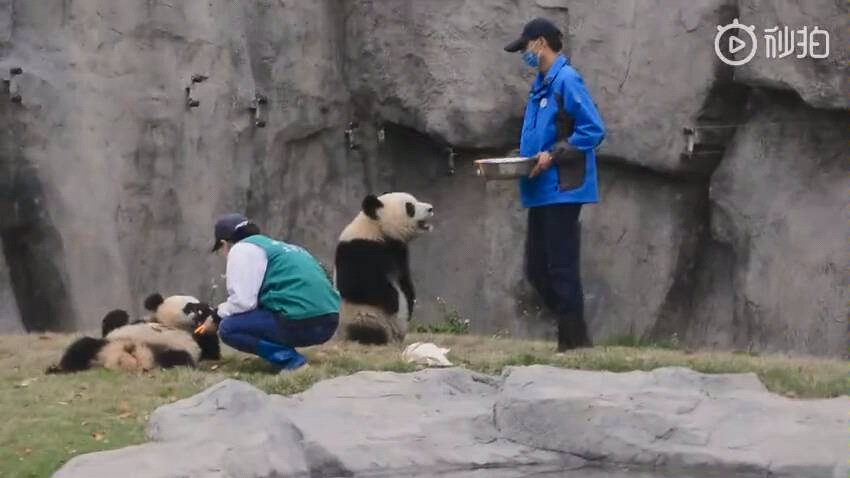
[53,366,848,478]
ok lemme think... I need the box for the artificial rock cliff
[0,0,845,357]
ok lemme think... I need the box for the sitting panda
[45,293,222,374]
[333,191,434,345]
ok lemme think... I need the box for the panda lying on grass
[45,293,222,375]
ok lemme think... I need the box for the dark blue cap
[211,212,248,252]
[504,17,562,52]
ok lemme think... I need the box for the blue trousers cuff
[256,340,307,369]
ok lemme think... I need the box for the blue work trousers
[524,203,591,350]
[219,309,338,369]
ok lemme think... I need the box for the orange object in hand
[194,316,218,335]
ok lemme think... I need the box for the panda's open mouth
[417,220,432,231]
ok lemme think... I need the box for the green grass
[0,331,846,477]
[410,297,470,335]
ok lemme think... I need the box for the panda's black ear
[143,293,164,312]
[101,309,130,337]
[361,194,383,220]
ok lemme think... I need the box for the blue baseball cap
[504,17,562,52]
[211,212,249,252]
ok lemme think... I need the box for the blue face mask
[522,49,539,69]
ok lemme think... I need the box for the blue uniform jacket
[518,54,606,208]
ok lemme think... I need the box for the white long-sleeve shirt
[216,241,268,318]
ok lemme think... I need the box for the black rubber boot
[573,313,593,348]
[557,310,592,352]
[557,315,573,352]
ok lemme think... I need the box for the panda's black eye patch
[405,202,415,217]
[183,303,204,315]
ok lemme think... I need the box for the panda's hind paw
[154,349,196,369]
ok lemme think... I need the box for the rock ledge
[53,366,848,478]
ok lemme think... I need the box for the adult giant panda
[45,293,221,374]
[333,191,434,345]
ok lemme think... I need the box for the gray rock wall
[0,0,845,356]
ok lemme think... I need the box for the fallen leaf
[57,401,69,405]
[15,378,36,388]
[210,365,219,371]
[118,412,135,419]
[91,432,105,441]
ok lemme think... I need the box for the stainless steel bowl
[474,157,536,180]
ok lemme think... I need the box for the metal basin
[473,157,536,180]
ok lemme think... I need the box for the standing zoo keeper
[210,213,340,373]
[503,17,606,352]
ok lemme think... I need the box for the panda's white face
[375,192,434,242]
[154,295,202,330]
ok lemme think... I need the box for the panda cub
[333,191,434,345]
[45,293,221,374]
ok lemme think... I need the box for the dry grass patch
[0,331,846,477]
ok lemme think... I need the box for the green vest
[240,235,340,320]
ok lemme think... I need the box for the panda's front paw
[194,316,219,335]
[209,308,222,325]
